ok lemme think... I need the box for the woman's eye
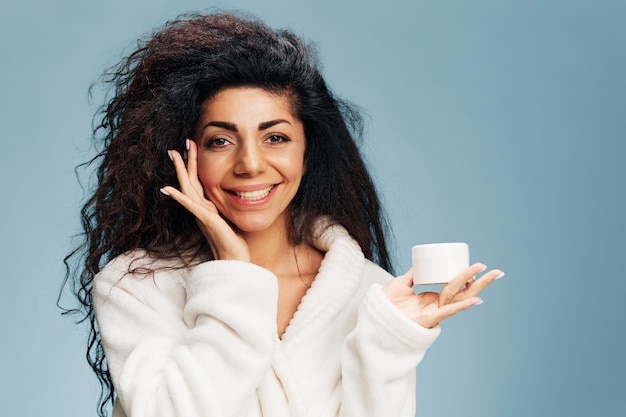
[266,135,289,144]
[206,137,230,148]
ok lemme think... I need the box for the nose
[233,141,266,176]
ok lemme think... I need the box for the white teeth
[234,186,273,200]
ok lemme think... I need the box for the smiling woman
[62,11,503,417]
[177,87,308,241]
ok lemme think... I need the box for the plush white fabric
[93,224,441,417]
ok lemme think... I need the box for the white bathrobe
[93,223,440,417]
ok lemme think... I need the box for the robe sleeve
[339,283,441,417]
[93,254,278,417]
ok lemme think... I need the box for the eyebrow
[201,119,291,132]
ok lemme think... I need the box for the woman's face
[195,87,306,236]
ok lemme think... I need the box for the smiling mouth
[232,185,274,201]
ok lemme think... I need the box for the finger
[395,268,414,288]
[160,185,213,221]
[168,149,190,187]
[160,185,196,210]
[439,263,486,306]
[433,296,483,323]
[185,139,203,193]
[169,149,201,197]
[185,140,207,197]
[461,269,505,299]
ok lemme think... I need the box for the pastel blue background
[1,0,624,416]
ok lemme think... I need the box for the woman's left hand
[382,263,504,329]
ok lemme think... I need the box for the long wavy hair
[61,11,393,416]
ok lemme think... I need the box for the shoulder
[93,250,188,306]
[362,259,394,286]
[313,219,395,288]
[316,220,393,277]
[94,251,278,304]
[341,258,394,305]
[96,250,185,283]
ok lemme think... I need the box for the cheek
[277,156,305,183]
[284,148,306,177]
[196,158,221,189]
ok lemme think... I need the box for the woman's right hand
[382,263,503,329]
[161,139,250,262]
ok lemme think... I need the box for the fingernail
[495,272,506,280]
[474,299,484,306]
[185,139,190,151]
[479,264,487,273]
[160,188,170,196]
[167,150,173,161]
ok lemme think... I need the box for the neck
[241,220,294,273]
[241,219,322,282]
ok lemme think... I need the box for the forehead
[201,86,298,120]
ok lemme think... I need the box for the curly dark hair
[61,11,393,416]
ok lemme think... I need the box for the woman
[64,12,503,417]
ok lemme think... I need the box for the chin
[230,215,287,236]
